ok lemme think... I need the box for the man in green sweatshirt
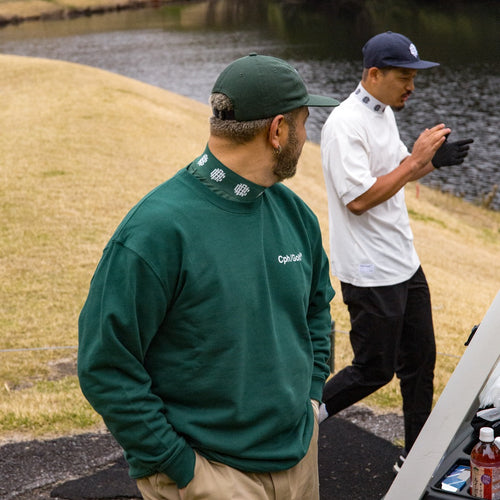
[78,53,338,500]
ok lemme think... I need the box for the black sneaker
[393,451,407,474]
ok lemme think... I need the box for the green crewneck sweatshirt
[78,146,335,488]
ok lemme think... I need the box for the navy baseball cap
[362,31,439,70]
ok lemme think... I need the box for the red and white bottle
[470,427,500,499]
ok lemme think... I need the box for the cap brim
[306,94,340,108]
[391,60,440,69]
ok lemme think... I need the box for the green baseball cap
[211,53,339,121]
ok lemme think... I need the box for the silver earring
[274,145,282,155]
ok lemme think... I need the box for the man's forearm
[346,161,414,215]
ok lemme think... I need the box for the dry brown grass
[0,54,211,439]
[0,53,498,441]
[0,0,144,22]
[287,144,500,410]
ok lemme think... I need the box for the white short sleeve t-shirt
[320,83,420,287]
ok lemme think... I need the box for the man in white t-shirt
[319,31,473,471]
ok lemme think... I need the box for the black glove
[432,134,474,168]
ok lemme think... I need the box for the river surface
[0,0,498,209]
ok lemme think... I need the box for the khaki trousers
[137,413,319,500]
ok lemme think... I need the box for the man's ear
[268,114,285,150]
[367,66,381,82]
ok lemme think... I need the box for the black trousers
[322,266,436,452]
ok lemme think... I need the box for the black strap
[212,108,236,121]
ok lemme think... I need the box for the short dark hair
[209,93,301,145]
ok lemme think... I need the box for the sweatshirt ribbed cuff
[159,443,196,489]
[310,376,325,403]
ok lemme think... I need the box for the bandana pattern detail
[354,83,386,115]
[234,183,250,197]
[210,168,226,182]
[189,147,266,202]
[198,154,209,166]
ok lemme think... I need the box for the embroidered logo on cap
[409,43,418,58]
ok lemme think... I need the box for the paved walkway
[0,406,403,500]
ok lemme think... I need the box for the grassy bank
[0,0,162,25]
[0,54,499,443]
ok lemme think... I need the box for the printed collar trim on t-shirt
[354,83,386,114]
[188,146,266,202]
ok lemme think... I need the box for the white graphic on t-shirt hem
[359,263,375,274]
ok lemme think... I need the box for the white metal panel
[383,289,500,500]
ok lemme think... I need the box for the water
[0,0,498,209]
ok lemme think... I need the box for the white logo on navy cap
[409,43,419,59]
